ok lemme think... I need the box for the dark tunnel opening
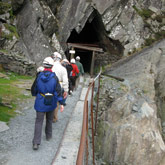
[67,23,97,73]
[75,49,92,73]
[67,22,99,44]
[66,10,124,74]
[67,15,100,73]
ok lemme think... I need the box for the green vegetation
[9,8,16,23]
[144,37,156,46]
[1,32,13,40]
[0,96,2,104]
[102,64,111,72]
[154,30,165,40]
[0,104,17,122]
[144,30,165,46]
[95,64,111,75]
[4,24,17,35]
[0,1,18,40]
[94,66,100,74]
[0,49,8,53]
[2,23,19,40]
[154,15,163,23]
[56,0,63,5]
[0,1,11,14]
[133,6,153,19]
[0,71,33,123]
[126,6,165,55]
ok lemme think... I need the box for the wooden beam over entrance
[68,43,103,76]
[67,43,103,52]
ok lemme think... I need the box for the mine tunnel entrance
[74,49,92,73]
[66,11,103,75]
[66,10,123,75]
[67,22,101,74]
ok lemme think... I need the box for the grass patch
[1,71,33,81]
[0,105,16,122]
[0,71,33,123]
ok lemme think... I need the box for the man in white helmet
[51,51,68,122]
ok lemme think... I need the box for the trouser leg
[69,79,72,90]
[32,111,45,145]
[75,76,80,90]
[69,79,72,95]
[53,103,59,122]
[45,110,54,138]
[70,76,76,91]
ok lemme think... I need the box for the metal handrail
[76,69,102,165]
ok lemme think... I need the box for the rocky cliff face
[95,39,165,164]
[57,0,164,57]
[0,0,164,73]
[11,0,64,64]
[0,0,64,74]
[0,1,165,163]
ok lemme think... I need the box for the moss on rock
[0,2,11,15]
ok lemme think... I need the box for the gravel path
[0,85,82,165]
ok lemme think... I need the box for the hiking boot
[53,119,58,123]
[33,144,39,150]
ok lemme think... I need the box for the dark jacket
[34,71,63,112]
[76,61,84,76]
[65,64,73,78]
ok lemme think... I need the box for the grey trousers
[32,110,54,145]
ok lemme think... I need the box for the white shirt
[52,61,68,92]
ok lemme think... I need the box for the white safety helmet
[70,58,75,64]
[53,51,62,60]
[43,57,54,68]
[63,59,69,63]
[76,56,80,60]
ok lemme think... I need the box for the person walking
[70,58,79,92]
[52,52,68,122]
[32,57,64,150]
[61,59,73,95]
[75,56,84,89]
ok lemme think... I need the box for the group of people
[31,51,84,150]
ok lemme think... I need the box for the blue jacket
[34,71,64,112]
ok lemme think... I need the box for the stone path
[0,76,89,165]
